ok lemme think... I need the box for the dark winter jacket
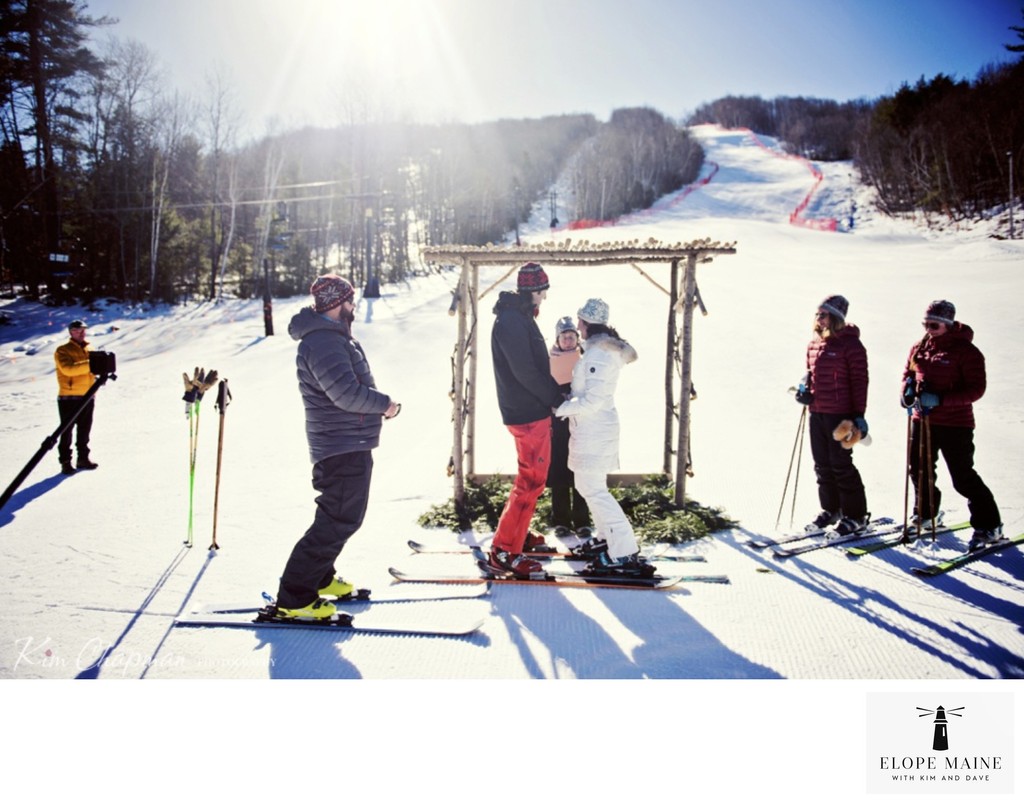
[806,324,868,416]
[491,291,564,425]
[903,322,985,429]
[289,306,392,463]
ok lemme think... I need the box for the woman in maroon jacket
[901,300,1002,551]
[797,295,870,536]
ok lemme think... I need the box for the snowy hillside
[1,125,1021,799]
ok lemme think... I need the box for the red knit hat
[517,262,550,292]
[310,274,354,313]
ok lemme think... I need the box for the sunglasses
[922,321,944,331]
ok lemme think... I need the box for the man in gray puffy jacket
[273,275,400,620]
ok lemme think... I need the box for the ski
[389,564,726,590]
[771,521,903,558]
[844,521,970,557]
[175,608,484,637]
[911,532,1024,577]
[198,584,493,615]
[747,516,895,549]
[406,540,703,563]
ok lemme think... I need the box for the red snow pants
[491,418,551,554]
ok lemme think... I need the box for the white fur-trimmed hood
[583,332,638,364]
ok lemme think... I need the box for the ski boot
[318,577,364,600]
[967,526,1003,552]
[583,551,656,578]
[902,512,944,540]
[523,530,557,553]
[832,514,870,537]
[805,510,839,533]
[568,536,609,559]
[487,548,545,578]
[269,598,337,621]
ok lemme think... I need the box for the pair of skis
[175,586,491,636]
[748,517,900,557]
[749,515,1022,576]
[910,531,1024,576]
[405,536,728,586]
[847,523,1023,576]
[407,538,704,563]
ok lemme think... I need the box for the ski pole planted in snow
[775,401,807,531]
[182,367,218,547]
[210,379,232,551]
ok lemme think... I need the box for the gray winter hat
[819,295,849,322]
[577,298,609,325]
[555,316,578,336]
[925,299,956,325]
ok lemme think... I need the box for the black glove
[795,373,813,405]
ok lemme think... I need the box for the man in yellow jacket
[54,319,99,474]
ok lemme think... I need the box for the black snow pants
[276,451,373,608]
[809,411,867,520]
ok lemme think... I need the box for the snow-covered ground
[2,126,1021,799]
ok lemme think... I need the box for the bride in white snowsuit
[555,298,642,564]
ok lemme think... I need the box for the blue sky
[83,0,1021,138]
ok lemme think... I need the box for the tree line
[688,18,1024,221]
[1,2,703,305]
[3,2,1021,306]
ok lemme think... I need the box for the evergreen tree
[1,0,108,296]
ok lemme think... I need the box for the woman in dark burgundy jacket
[799,295,870,536]
[901,300,1002,551]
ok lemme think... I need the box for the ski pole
[921,413,929,540]
[186,398,200,548]
[923,415,937,543]
[901,411,913,541]
[775,405,807,531]
[210,379,232,551]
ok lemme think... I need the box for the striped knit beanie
[819,295,849,322]
[925,299,956,325]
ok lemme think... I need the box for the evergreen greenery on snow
[418,475,735,544]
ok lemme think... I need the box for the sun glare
[247,0,489,125]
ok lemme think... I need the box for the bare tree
[148,90,191,297]
[202,63,240,299]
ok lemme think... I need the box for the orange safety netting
[565,127,837,232]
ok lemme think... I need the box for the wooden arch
[421,236,737,513]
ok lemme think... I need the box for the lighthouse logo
[865,691,1014,795]
[917,705,964,751]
